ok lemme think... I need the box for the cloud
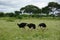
[0,0,60,12]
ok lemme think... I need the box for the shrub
[0,12,4,17]
[16,15,22,19]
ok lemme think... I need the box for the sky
[0,0,60,13]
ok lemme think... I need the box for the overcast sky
[0,0,60,13]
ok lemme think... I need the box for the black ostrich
[17,23,27,28]
[38,23,46,30]
[27,23,36,29]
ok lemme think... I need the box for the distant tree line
[0,2,60,18]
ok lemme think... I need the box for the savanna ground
[0,17,60,40]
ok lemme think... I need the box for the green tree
[0,12,4,17]
[41,6,51,16]
[15,11,20,16]
[5,12,15,17]
[48,2,60,14]
[20,5,41,14]
[41,2,60,16]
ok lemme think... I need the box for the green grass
[0,17,60,40]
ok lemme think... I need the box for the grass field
[0,17,60,40]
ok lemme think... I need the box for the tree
[15,11,20,16]
[41,2,60,16]
[20,5,41,14]
[41,6,51,15]
[47,2,60,14]
[0,12,4,17]
[5,12,15,17]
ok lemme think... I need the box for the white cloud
[0,0,60,12]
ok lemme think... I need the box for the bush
[0,12,4,17]
[5,13,15,17]
[16,15,22,19]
